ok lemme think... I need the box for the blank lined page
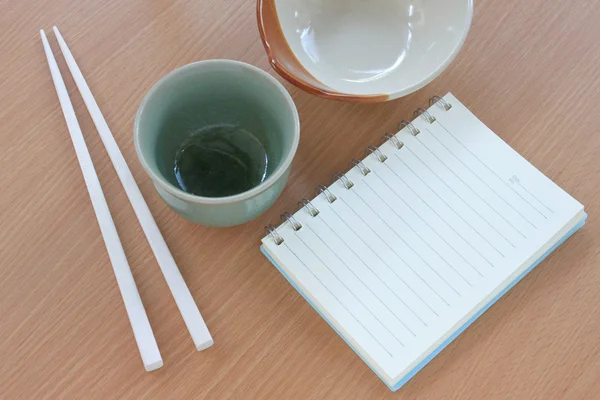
[261,94,584,381]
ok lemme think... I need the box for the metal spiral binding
[266,95,454,246]
[350,158,371,176]
[298,199,319,217]
[333,172,354,189]
[413,108,436,123]
[429,95,452,110]
[383,132,404,149]
[265,224,284,245]
[280,212,302,231]
[398,120,420,136]
[365,145,388,162]
[316,184,337,203]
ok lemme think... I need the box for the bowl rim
[256,0,474,102]
[133,59,300,205]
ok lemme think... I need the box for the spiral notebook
[260,93,586,391]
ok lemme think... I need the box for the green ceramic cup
[134,60,300,226]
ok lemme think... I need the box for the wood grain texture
[1,0,599,398]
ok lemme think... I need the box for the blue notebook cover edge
[260,213,587,391]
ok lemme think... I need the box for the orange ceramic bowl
[257,0,473,103]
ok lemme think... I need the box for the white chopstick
[41,29,163,372]
[52,26,213,351]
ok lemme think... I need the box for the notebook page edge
[439,93,584,213]
[389,210,586,388]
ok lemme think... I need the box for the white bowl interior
[275,0,472,98]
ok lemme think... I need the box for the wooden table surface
[2,0,600,398]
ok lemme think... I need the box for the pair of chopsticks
[41,27,213,371]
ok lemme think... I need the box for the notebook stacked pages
[260,93,586,391]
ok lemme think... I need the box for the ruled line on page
[380,162,497,268]
[434,120,552,219]
[293,233,408,346]
[325,206,445,311]
[396,147,518,249]
[302,223,422,332]
[283,243,396,357]
[411,135,529,239]
[315,214,437,319]
[340,195,462,296]
[421,126,541,227]
[359,180,476,285]
[511,176,555,215]
[330,201,452,306]
[369,170,487,276]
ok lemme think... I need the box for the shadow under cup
[134,60,299,227]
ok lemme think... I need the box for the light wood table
[1,0,599,398]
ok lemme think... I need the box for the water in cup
[173,124,268,197]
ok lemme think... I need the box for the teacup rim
[134,59,300,205]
